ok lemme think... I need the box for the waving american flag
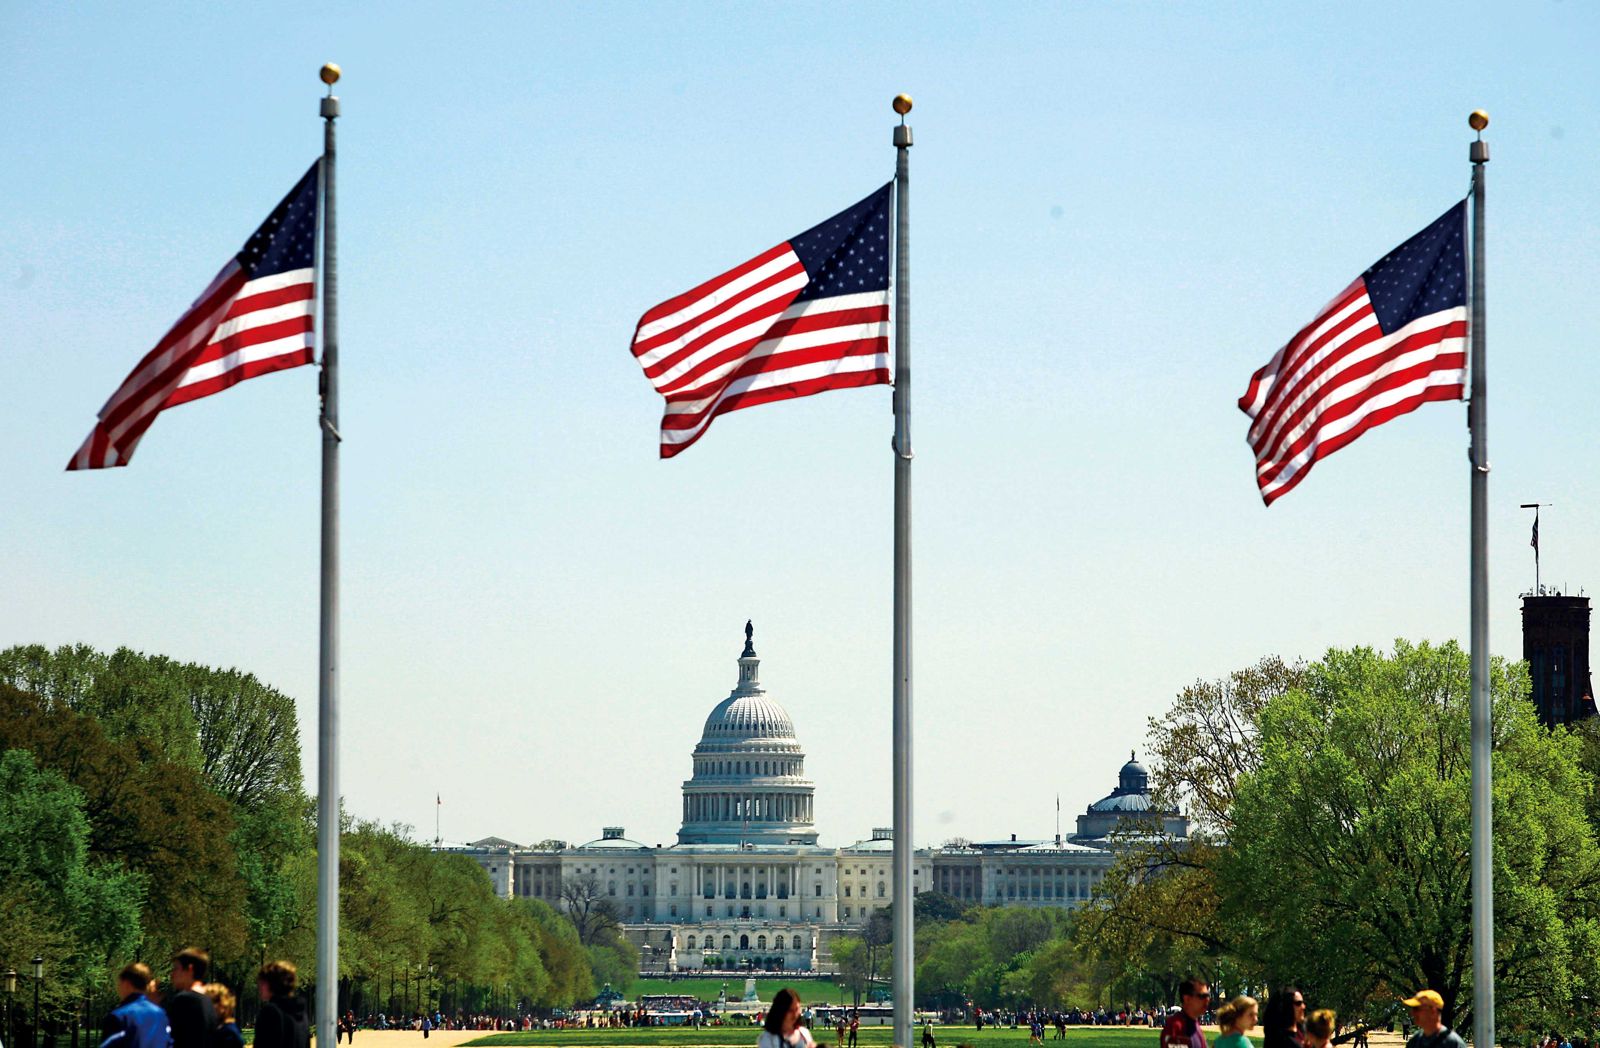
[69,162,320,470]
[631,184,892,457]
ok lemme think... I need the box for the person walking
[847,1012,859,1048]
[165,949,216,1048]
[202,986,243,1048]
[254,962,309,1048]
[758,990,814,1048]
[1262,988,1306,1048]
[1400,992,1465,1048]
[1213,996,1257,1048]
[1161,978,1210,1048]
[101,964,172,1048]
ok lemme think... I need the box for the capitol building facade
[454,626,1187,972]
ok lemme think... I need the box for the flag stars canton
[1361,200,1467,335]
[236,162,320,279]
[789,182,892,302]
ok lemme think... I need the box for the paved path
[319,1032,487,1048]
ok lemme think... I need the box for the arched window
[757,935,767,950]
[739,934,750,950]
[741,882,752,899]
[792,935,803,950]
[877,881,886,897]
[686,935,696,949]
[777,882,788,899]
[722,935,732,949]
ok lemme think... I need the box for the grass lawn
[466,1025,1170,1048]
[624,977,845,1002]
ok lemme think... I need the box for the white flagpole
[316,62,343,1048]
[890,92,915,1048]
[1467,108,1494,1048]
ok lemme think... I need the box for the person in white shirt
[758,990,814,1048]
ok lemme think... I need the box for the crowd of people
[88,956,1480,1048]
[100,949,308,1048]
[747,977,1473,1048]
[1160,978,1464,1048]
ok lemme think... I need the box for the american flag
[68,162,321,470]
[1239,200,1468,505]
[630,183,892,457]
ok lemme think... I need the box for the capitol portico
[452,625,1187,971]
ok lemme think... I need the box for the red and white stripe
[630,242,889,457]
[1239,278,1466,505]
[68,262,315,469]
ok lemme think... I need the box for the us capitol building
[451,625,1187,972]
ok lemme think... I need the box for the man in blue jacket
[101,964,173,1048]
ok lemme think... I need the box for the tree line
[0,644,633,1039]
[832,639,1600,1043]
[1074,640,1600,1043]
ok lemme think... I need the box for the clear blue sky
[3,2,1598,849]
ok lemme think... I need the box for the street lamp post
[5,969,17,1048]
[32,958,43,1048]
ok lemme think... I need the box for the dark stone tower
[1522,594,1594,727]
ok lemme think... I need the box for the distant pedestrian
[759,989,814,1048]
[165,949,217,1048]
[101,964,172,1048]
[1400,991,1465,1048]
[848,1012,859,1048]
[1213,996,1258,1048]
[836,1016,847,1046]
[1160,978,1210,1048]
[202,985,243,1048]
[1262,988,1306,1048]
[254,962,310,1048]
[923,1022,937,1048]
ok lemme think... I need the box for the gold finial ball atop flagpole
[892,94,913,115]
[1469,109,1489,131]
[321,63,342,85]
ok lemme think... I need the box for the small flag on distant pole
[629,184,892,457]
[1239,202,1468,504]
[68,162,321,470]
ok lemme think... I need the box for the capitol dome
[678,624,819,846]
[700,692,797,740]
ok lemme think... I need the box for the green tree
[831,936,871,1004]
[1220,641,1600,1037]
[514,899,594,1005]
[0,748,144,1020]
[1071,837,1222,1007]
[0,684,246,962]
[182,663,303,807]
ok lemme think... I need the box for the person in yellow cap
[1401,991,1464,1048]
